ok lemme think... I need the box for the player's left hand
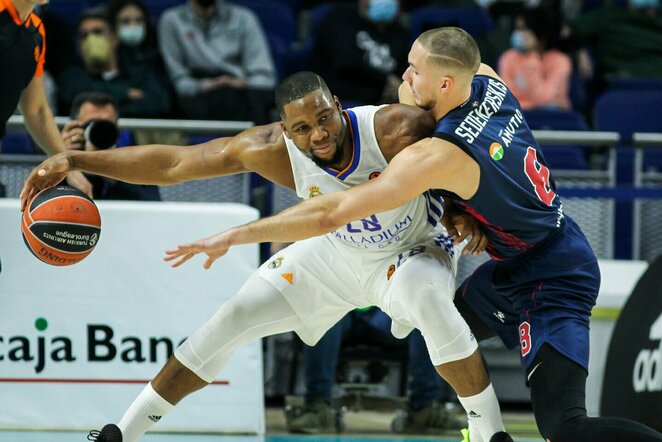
[164,231,232,269]
[441,210,488,256]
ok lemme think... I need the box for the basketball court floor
[0,408,543,442]
[0,434,542,442]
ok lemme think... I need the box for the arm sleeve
[158,12,201,96]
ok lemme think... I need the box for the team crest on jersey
[369,171,381,180]
[268,256,284,269]
[387,264,396,280]
[489,142,504,161]
[308,185,322,198]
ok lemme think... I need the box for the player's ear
[333,95,343,111]
[280,121,291,139]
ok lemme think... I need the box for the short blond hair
[417,27,481,75]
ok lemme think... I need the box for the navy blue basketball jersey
[434,75,565,261]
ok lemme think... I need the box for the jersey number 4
[524,147,556,206]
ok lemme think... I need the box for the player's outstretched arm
[20,123,290,211]
[164,138,456,268]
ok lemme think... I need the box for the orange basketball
[21,185,101,266]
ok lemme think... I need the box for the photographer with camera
[62,92,160,201]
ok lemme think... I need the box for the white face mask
[118,24,146,46]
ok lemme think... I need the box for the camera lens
[84,120,119,149]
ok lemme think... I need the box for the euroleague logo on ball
[21,186,102,266]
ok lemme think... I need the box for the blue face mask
[367,0,399,23]
[510,30,526,52]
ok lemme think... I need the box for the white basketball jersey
[284,105,445,252]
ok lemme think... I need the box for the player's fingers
[475,233,488,255]
[171,252,194,268]
[203,255,219,270]
[464,232,480,256]
[454,222,472,244]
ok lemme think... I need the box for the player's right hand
[164,231,233,270]
[20,153,73,212]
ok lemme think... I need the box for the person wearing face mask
[158,0,276,123]
[106,0,172,111]
[310,0,409,106]
[497,8,572,111]
[56,6,171,119]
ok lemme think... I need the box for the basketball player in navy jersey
[165,28,662,442]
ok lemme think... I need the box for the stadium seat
[0,132,36,155]
[409,7,495,43]
[523,109,590,131]
[594,89,662,139]
[46,0,90,28]
[143,0,185,22]
[523,109,591,170]
[230,0,297,46]
[607,77,662,91]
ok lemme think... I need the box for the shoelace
[87,430,100,441]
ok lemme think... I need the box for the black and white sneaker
[87,424,123,441]
[489,431,514,442]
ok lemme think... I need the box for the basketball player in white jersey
[21,72,510,442]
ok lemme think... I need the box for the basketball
[21,185,101,266]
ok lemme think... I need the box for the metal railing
[2,118,662,260]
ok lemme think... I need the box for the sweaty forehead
[283,90,334,125]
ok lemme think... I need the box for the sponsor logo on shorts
[494,311,506,323]
[268,257,284,269]
[281,273,294,284]
[308,186,322,198]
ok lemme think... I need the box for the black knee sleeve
[529,345,662,442]
[528,344,588,439]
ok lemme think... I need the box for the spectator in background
[498,7,572,110]
[107,0,172,112]
[311,0,409,106]
[286,307,463,434]
[158,0,276,124]
[57,7,171,119]
[569,0,662,82]
[61,92,161,201]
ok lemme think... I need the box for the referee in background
[1,0,91,197]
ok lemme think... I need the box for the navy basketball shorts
[458,217,601,373]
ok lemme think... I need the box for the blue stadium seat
[229,0,297,79]
[230,0,297,46]
[143,0,185,22]
[286,2,334,74]
[594,89,662,139]
[46,0,90,28]
[409,7,495,43]
[607,77,662,91]
[523,109,591,170]
[523,109,590,131]
[1,132,36,155]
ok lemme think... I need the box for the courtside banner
[0,200,264,433]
